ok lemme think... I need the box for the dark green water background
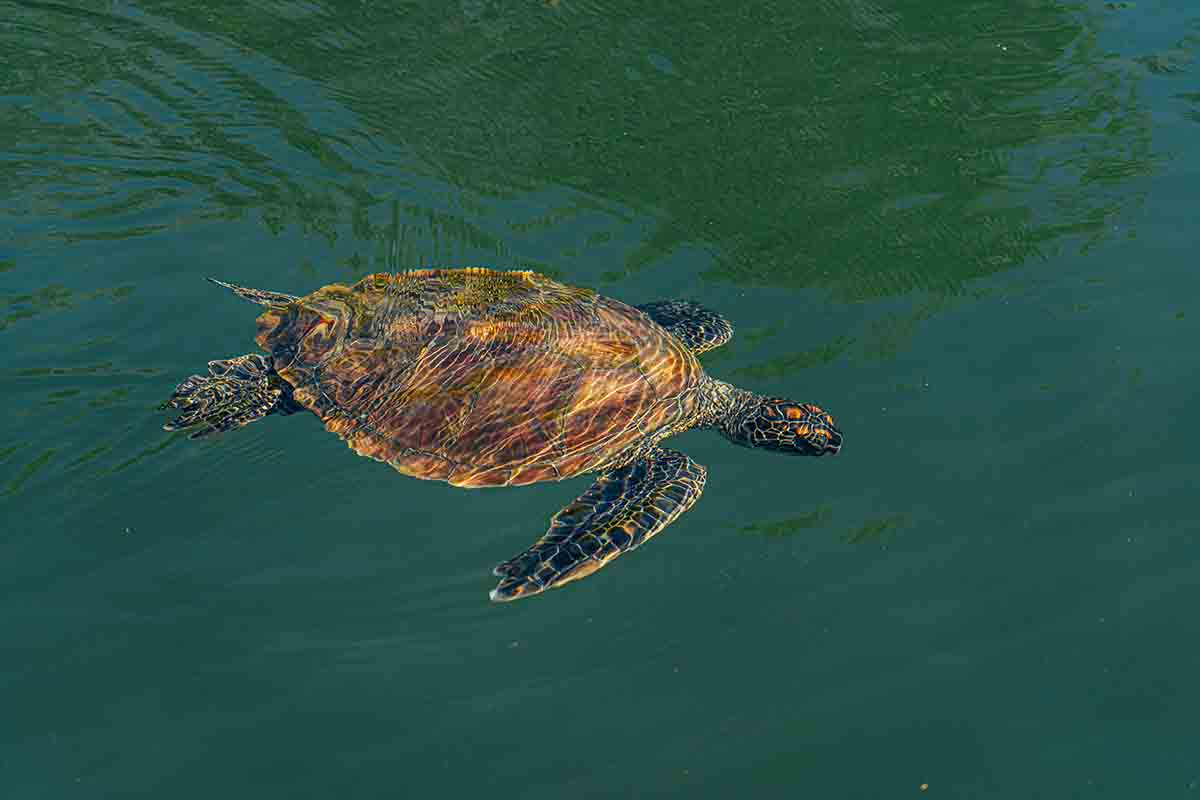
[3,1,1198,797]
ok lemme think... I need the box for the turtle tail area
[160,353,303,439]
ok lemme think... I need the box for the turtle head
[723,398,843,456]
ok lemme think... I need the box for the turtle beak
[819,425,843,456]
[780,402,842,457]
[791,419,842,456]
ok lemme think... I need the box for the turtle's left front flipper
[636,300,733,354]
[490,448,707,602]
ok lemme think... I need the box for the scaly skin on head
[697,378,843,456]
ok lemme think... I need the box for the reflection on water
[2,283,132,332]
[740,506,832,536]
[2,2,1154,274]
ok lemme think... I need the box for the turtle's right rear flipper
[161,354,302,439]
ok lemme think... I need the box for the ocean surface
[2,1,1198,797]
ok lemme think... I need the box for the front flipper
[636,300,734,354]
[490,447,707,603]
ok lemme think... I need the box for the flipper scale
[490,447,706,602]
[161,354,302,438]
[636,300,733,354]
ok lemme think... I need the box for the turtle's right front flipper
[161,354,303,439]
[490,447,707,603]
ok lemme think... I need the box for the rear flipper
[161,354,303,439]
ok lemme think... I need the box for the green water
[3,0,1199,796]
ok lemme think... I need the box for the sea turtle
[162,268,842,602]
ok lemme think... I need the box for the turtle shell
[254,268,705,487]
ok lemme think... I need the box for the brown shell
[254,269,705,487]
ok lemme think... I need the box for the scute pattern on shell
[254,269,706,487]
